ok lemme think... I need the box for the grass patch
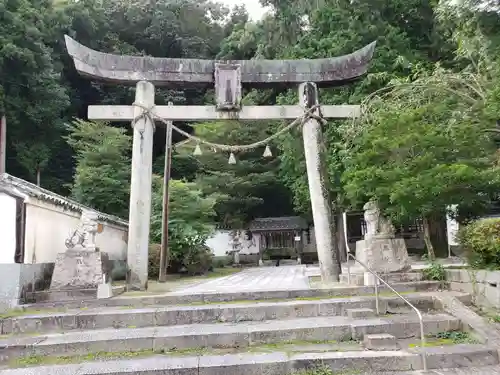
[10,349,157,368]
[292,366,362,375]
[0,308,69,319]
[9,339,361,368]
[408,331,478,348]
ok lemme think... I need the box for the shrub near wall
[457,218,500,269]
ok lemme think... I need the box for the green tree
[0,0,69,188]
[178,120,295,228]
[269,0,449,215]
[65,119,131,218]
[150,176,217,274]
[342,63,500,259]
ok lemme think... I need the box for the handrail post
[345,253,427,371]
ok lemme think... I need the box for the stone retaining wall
[446,269,500,309]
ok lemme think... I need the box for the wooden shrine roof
[249,216,308,232]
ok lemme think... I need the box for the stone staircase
[0,280,499,374]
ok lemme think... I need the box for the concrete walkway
[169,265,309,294]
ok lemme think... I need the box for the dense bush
[148,243,214,277]
[148,244,162,280]
[457,218,500,269]
[183,245,214,275]
[213,256,232,268]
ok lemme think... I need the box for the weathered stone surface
[346,308,375,319]
[50,251,110,291]
[432,292,500,347]
[447,269,500,309]
[0,346,498,374]
[0,295,391,334]
[11,280,444,311]
[97,283,113,299]
[3,292,460,335]
[64,35,376,87]
[363,333,399,351]
[350,313,460,340]
[0,313,460,360]
[409,344,499,369]
[363,201,396,240]
[341,272,423,285]
[292,351,416,373]
[88,104,362,122]
[355,237,410,274]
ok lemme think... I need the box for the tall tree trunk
[428,211,448,258]
[422,216,436,261]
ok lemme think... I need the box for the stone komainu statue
[363,201,395,239]
[65,210,99,251]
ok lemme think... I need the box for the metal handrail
[346,253,427,371]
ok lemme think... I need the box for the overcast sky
[219,0,269,20]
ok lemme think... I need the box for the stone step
[0,292,456,335]
[346,307,376,318]
[0,295,390,335]
[363,333,399,350]
[393,366,500,374]
[341,272,424,286]
[0,313,459,361]
[17,280,444,310]
[0,344,496,374]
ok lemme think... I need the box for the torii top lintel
[64,35,377,88]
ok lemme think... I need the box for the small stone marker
[97,274,113,299]
[363,333,399,351]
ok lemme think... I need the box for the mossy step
[0,313,459,362]
[0,343,497,374]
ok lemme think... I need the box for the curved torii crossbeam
[64,35,376,87]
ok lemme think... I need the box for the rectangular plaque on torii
[64,35,377,289]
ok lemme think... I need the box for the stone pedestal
[50,251,110,300]
[355,237,410,274]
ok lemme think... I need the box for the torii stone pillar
[128,81,155,290]
[300,82,341,283]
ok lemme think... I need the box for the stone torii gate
[64,35,376,290]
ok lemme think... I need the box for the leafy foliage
[0,0,69,188]
[150,176,217,274]
[342,71,500,222]
[65,119,131,218]
[422,261,446,281]
[457,218,500,269]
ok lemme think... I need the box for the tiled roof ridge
[0,173,128,227]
